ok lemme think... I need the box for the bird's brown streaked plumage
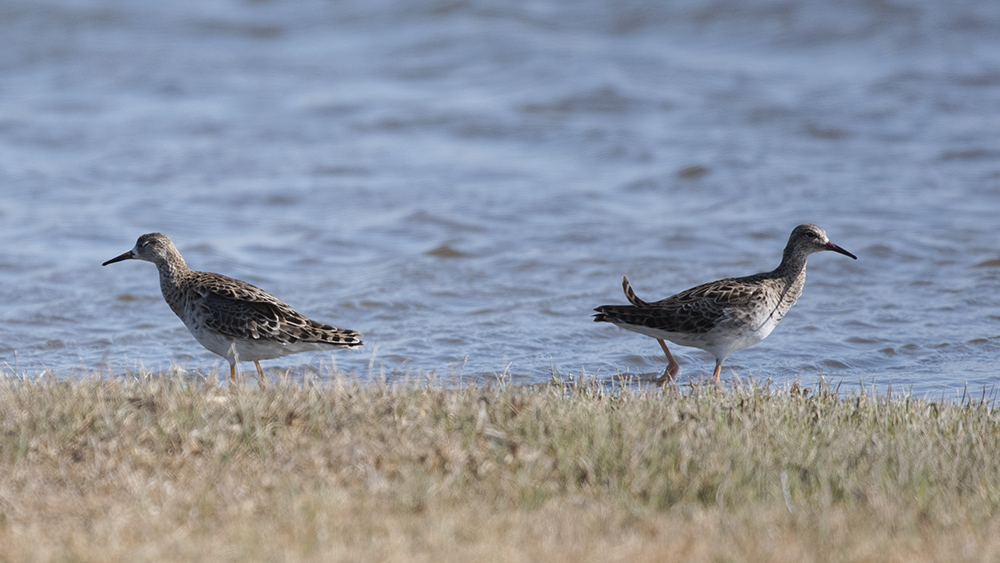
[594,224,856,385]
[103,233,362,387]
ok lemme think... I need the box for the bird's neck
[766,248,809,313]
[155,252,192,301]
[773,245,810,280]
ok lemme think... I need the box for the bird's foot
[655,363,680,386]
[655,339,680,386]
[254,360,267,390]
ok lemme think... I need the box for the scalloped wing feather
[596,277,768,335]
[190,273,362,346]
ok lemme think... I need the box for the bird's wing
[190,274,361,345]
[596,278,764,334]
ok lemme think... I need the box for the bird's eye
[805,231,817,238]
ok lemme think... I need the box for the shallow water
[2,0,1000,398]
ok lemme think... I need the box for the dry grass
[0,372,999,562]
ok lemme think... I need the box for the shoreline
[5,364,998,405]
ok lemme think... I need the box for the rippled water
[2,0,1000,397]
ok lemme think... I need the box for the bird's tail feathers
[622,275,653,308]
[306,320,364,347]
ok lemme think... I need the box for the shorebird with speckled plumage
[593,224,856,385]
[103,233,362,387]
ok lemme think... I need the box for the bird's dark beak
[102,250,135,266]
[826,242,857,260]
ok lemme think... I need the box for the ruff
[104,233,362,387]
[594,224,856,384]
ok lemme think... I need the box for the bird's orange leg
[254,361,267,390]
[229,363,237,383]
[712,361,722,384]
[654,339,681,386]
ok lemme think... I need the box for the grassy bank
[0,373,998,562]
